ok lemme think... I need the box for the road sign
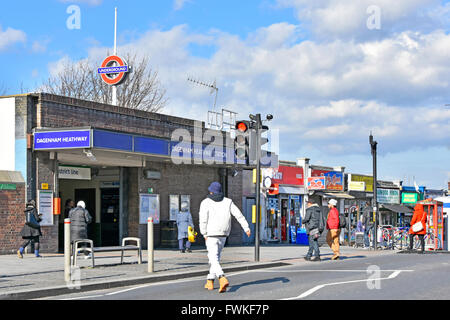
[98,55,129,85]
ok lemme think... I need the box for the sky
[0,0,449,189]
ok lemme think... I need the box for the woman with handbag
[409,203,427,253]
[17,200,43,258]
[176,201,194,253]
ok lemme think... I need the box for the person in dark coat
[303,198,324,262]
[361,202,373,248]
[64,199,75,219]
[17,200,43,258]
[176,201,194,253]
[69,201,93,256]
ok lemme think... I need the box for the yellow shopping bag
[188,226,197,243]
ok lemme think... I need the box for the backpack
[25,209,40,229]
[339,212,347,229]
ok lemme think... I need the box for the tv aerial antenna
[187,77,237,131]
[187,77,218,111]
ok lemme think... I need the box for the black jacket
[20,205,42,238]
[304,204,324,235]
[69,206,93,241]
[362,206,373,228]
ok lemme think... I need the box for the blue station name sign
[34,130,91,150]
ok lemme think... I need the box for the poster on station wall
[139,194,160,224]
[169,195,179,221]
[38,190,53,226]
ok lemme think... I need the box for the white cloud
[173,0,191,11]
[0,26,26,51]
[276,0,444,40]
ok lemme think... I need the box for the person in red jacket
[326,199,340,260]
[409,204,427,253]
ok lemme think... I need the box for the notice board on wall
[139,194,160,224]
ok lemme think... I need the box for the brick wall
[0,184,26,254]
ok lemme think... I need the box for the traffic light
[235,120,251,164]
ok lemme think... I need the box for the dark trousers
[409,234,425,251]
[21,236,40,251]
[179,238,192,250]
[306,234,320,258]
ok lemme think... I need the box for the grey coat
[303,204,324,235]
[69,206,93,242]
[176,211,194,240]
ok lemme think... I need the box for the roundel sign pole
[97,55,130,105]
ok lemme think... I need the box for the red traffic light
[236,121,248,132]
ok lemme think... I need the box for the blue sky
[1,0,449,189]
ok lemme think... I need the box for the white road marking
[282,270,412,300]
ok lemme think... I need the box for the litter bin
[160,221,178,248]
[296,227,309,245]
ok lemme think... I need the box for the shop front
[262,162,305,244]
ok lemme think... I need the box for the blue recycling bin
[296,227,309,245]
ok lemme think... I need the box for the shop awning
[278,186,305,195]
[315,191,355,199]
[380,204,413,214]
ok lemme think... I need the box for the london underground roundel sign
[97,55,129,86]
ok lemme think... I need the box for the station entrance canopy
[33,127,278,167]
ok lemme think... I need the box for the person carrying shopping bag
[176,200,194,253]
[409,204,427,253]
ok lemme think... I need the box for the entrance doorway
[75,188,96,244]
[100,188,120,246]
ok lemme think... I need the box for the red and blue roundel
[97,55,129,86]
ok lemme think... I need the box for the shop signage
[59,165,91,180]
[349,174,373,192]
[402,192,418,204]
[311,170,344,191]
[377,188,400,204]
[34,130,91,150]
[307,177,326,190]
[0,183,16,190]
[270,166,304,186]
[98,55,130,86]
[348,181,365,191]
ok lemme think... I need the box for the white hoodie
[199,196,250,237]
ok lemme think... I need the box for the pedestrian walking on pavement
[69,201,93,258]
[362,202,373,248]
[408,204,427,253]
[17,200,43,258]
[176,200,194,253]
[199,181,251,293]
[64,199,75,219]
[326,199,341,260]
[303,198,325,262]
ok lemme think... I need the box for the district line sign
[97,55,129,85]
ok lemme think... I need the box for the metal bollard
[147,217,154,273]
[64,218,71,282]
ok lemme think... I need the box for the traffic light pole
[255,114,262,262]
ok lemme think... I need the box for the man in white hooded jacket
[199,181,251,293]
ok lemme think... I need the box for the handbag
[411,212,425,233]
[26,211,40,229]
[188,226,197,243]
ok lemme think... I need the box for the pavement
[0,243,403,300]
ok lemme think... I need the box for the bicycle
[392,226,409,250]
[413,231,442,250]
